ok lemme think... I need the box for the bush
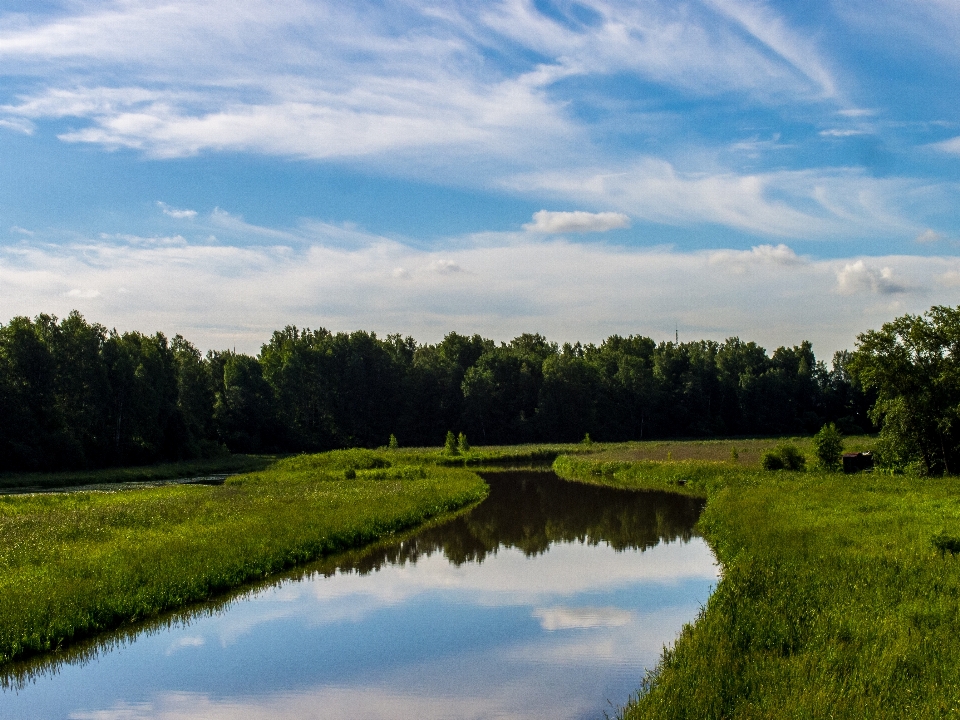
[762,444,806,472]
[457,432,470,453]
[813,423,843,471]
[761,451,785,471]
[444,430,459,455]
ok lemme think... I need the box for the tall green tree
[852,305,960,474]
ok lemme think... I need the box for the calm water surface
[2,471,717,720]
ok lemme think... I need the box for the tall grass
[0,458,487,666]
[555,453,960,718]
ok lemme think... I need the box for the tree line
[0,311,873,472]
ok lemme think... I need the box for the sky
[2,0,960,357]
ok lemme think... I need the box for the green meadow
[5,436,960,718]
[554,443,960,719]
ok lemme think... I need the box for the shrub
[933,530,960,556]
[762,445,806,472]
[457,432,470,453]
[388,434,399,450]
[444,430,459,455]
[778,444,806,471]
[813,423,843,471]
[761,451,785,471]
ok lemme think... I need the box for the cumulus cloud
[523,210,630,234]
[835,260,907,295]
[157,201,197,219]
[428,259,464,274]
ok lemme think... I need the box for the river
[1,470,717,720]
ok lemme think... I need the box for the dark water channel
[2,471,717,720]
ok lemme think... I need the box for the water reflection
[1,472,716,720]
[349,471,704,572]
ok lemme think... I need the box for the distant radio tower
[675,326,678,344]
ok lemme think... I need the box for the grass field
[10,433,954,719]
[554,443,960,719]
[0,450,488,666]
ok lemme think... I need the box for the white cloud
[838,108,876,117]
[0,1,939,246]
[938,270,960,286]
[0,117,32,133]
[157,201,197,219]
[709,243,805,268]
[819,128,869,137]
[835,260,907,295]
[510,161,925,240]
[702,0,837,97]
[0,0,839,167]
[523,210,630,234]
[10,225,34,236]
[428,259,464,274]
[916,228,944,244]
[931,136,960,154]
[65,288,101,298]
[3,227,959,358]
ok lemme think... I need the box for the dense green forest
[0,311,871,472]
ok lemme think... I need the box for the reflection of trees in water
[3,472,703,689]
[348,471,704,573]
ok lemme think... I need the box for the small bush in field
[444,430,459,455]
[762,445,806,471]
[813,423,843,471]
[761,451,785,471]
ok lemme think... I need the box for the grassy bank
[0,450,487,666]
[554,447,960,718]
[0,442,589,494]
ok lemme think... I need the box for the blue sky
[2,0,960,355]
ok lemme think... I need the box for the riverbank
[0,453,487,666]
[554,451,960,718]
